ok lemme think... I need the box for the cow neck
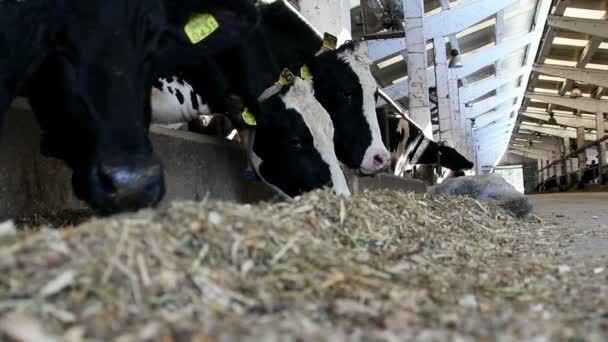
[239,128,292,201]
[257,1,324,75]
[228,3,348,198]
[227,35,301,200]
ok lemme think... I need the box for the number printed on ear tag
[322,32,338,50]
[278,68,296,86]
[184,13,219,44]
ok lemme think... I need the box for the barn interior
[1,0,607,340]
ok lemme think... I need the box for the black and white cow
[2,0,259,214]
[151,0,392,178]
[376,109,474,176]
[255,0,393,175]
[151,2,350,197]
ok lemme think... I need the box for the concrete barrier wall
[149,126,275,205]
[0,98,424,220]
[0,101,83,220]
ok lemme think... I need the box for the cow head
[435,145,475,171]
[26,0,259,215]
[310,41,391,176]
[26,0,168,215]
[378,109,475,173]
[252,78,350,197]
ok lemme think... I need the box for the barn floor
[529,192,608,260]
[1,190,607,341]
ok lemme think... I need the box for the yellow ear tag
[184,13,219,44]
[300,65,313,80]
[241,107,257,126]
[278,68,296,86]
[322,32,338,50]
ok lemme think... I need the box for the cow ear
[167,0,260,54]
[352,41,371,63]
[305,54,324,79]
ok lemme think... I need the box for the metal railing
[535,135,608,190]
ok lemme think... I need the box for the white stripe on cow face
[337,42,391,175]
[150,77,210,125]
[280,78,351,196]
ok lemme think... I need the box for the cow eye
[339,90,353,100]
[56,44,77,64]
[290,138,304,149]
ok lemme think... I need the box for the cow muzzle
[82,155,166,215]
[358,146,391,176]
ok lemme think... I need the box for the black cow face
[435,145,475,171]
[253,79,350,197]
[24,0,260,215]
[27,0,168,215]
[311,41,391,176]
[398,128,474,172]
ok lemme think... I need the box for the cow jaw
[281,78,351,196]
[338,42,391,175]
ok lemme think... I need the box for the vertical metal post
[402,0,432,137]
[596,112,606,167]
[536,159,545,185]
[577,127,587,186]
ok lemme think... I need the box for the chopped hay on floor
[0,190,606,341]
[15,209,93,230]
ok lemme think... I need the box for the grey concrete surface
[0,100,84,220]
[529,192,608,259]
[347,171,427,195]
[150,126,275,205]
[0,99,275,220]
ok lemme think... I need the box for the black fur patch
[189,90,199,110]
[175,88,184,104]
[152,78,164,91]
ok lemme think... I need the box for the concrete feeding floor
[529,192,608,260]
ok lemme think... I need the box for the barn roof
[349,0,607,171]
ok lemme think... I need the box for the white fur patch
[338,42,391,174]
[393,120,411,177]
[150,77,210,125]
[280,78,351,196]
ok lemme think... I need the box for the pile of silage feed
[1,189,607,341]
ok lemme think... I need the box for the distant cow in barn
[376,109,474,177]
[2,0,259,214]
[536,176,562,192]
[151,0,392,180]
[578,161,601,189]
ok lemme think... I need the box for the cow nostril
[373,154,386,168]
